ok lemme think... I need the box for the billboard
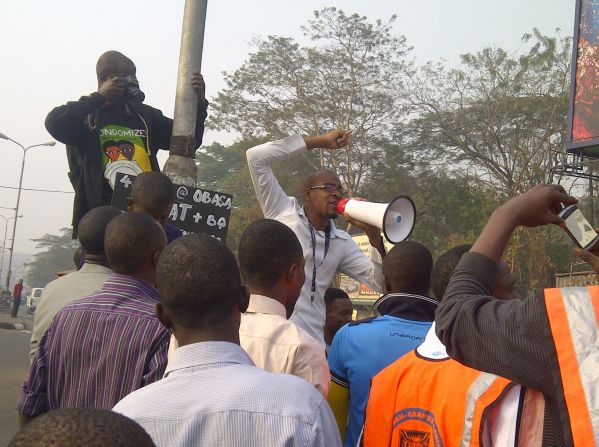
[567,0,599,156]
[338,234,394,300]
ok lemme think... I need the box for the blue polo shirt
[327,292,437,447]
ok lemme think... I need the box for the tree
[209,7,411,196]
[25,228,79,287]
[196,138,318,250]
[404,29,571,197]
[397,29,573,288]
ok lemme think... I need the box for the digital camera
[124,76,145,103]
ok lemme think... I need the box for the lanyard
[309,222,331,304]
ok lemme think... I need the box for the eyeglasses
[307,183,347,195]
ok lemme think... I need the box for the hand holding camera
[98,76,126,103]
[99,76,145,104]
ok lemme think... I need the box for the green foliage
[25,228,79,287]
[209,7,411,195]
[403,29,571,197]
[196,138,319,250]
[201,16,579,290]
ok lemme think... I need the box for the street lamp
[0,132,55,290]
[0,214,23,286]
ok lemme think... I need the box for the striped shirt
[113,341,342,447]
[17,274,170,416]
[436,252,566,445]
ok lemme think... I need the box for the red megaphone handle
[337,198,350,214]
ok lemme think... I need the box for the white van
[26,288,44,312]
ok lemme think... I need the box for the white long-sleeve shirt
[240,294,331,396]
[246,135,383,344]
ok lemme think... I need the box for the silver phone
[559,205,599,250]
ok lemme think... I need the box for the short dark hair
[131,172,176,212]
[96,50,135,83]
[8,408,155,447]
[78,206,122,255]
[238,219,303,289]
[302,170,340,190]
[156,234,241,328]
[105,212,166,274]
[431,244,472,300]
[324,287,349,306]
[383,241,433,294]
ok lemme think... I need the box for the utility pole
[0,132,55,289]
[163,0,208,187]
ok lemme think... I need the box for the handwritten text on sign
[111,173,233,242]
[169,185,233,242]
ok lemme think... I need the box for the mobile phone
[559,205,599,249]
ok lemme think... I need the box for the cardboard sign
[111,172,233,242]
[111,172,134,211]
[169,184,233,242]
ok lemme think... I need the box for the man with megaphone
[246,130,386,345]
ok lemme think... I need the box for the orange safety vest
[363,351,513,447]
[544,286,599,445]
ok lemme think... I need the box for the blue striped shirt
[113,341,342,447]
[17,274,170,416]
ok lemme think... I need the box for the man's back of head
[9,408,155,447]
[156,233,245,333]
[431,245,517,301]
[105,212,166,278]
[238,219,304,313]
[128,172,176,224]
[117,233,340,445]
[382,241,433,296]
[78,206,122,258]
[431,244,472,301]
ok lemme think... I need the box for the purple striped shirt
[17,274,170,416]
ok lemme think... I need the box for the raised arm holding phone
[435,184,599,446]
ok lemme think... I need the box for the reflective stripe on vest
[460,373,503,447]
[544,287,599,445]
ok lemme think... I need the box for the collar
[164,341,255,377]
[416,323,449,359]
[78,263,113,274]
[298,206,348,240]
[246,294,286,318]
[374,292,438,322]
[101,273,159,303]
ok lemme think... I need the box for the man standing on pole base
[45,50,209,236]
[11,278,23,318]
[246,131,385,344]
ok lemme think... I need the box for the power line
[0,185,73,194]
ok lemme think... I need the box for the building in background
[338,234,394,320]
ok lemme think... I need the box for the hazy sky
[0,0,574,256]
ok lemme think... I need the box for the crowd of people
[7,50,599,446]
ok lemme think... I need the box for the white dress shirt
[246,135,383,344]
[240,294,330,396]
[114,341,342,447]
[29,262,112,361]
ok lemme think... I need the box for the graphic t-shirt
[99,109,151,189]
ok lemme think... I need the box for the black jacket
[45,92,208,236]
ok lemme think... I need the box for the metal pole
[163,0,208,187]
[0,217,11,283]
[0,134,54,290]
[5,149,26,291]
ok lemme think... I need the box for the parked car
[26,288,44,312]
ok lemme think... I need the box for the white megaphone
[337,196,416,244]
